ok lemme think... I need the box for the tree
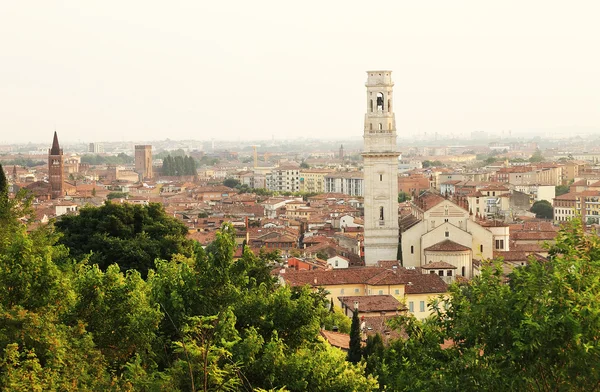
[367,218,600,391]
[300,161,310,169]
[530,200,553,219]
[106,191,128,200]
[223,178,240,188]
[55,202,193,277]
[348,309,362,363]
[529,149,544,162]
[555,184,569,196]
[398,191,411,202]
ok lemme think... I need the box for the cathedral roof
[424,239,471,252]
[50,131,61,155]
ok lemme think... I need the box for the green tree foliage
[348,309,362,363]
[398,191,411,202]
[161,155,198,176]
[223,177,240,188]
[81,153,133,165]
[530,199,553,219]
[422,160,444,168]
[529,148,545,162]
[69,264,162,369]
[320,306,351,334]
[555,184,570,196]
[55,202,193,277]
[368,218,600,391]
[106,191,128,200]
[1,198,376,391]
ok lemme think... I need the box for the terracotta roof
[424,239,471,252]
[363,316,408,340]
[493,251,537,262]
[421,261,457,269]
[319,330,349,350]
[404,274,448,294]
[512,231,557,241]
[338,295,405,313]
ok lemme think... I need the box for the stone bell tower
[362,71,400,265]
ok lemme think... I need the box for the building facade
[362,71,400,265]
[324,171,364,196]
[134,145,153,180]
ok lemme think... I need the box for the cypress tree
[0,163,7,199]
[348,308,362,363]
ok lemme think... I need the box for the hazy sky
[1,1,599,144]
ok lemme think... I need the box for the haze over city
[2,1,599,144]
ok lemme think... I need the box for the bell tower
[48,131,64,199]
[362,71,400,265]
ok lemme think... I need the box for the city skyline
[1,1,599,144]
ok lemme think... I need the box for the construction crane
[250,145,261,168]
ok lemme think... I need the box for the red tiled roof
[421,261,457,269]
[338,295,405,313]
[424,240,471,252]
[404,274,448,294]
[319,330,350,350]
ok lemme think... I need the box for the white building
[266,166,300,192]
[362,71,400,265]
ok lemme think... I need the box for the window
[355,288,360,293]
[462,266,466,276]
[430,271,435,275]
[480,245,483,252]
[394,289,400,295]
[378,123,383,130]
[340,289,344,294]
[380,206,384,220]
[438,270,444,276]
[409,301,414,312]
[410,245,414,254]
[379,174,383,181]
[335,260,339,267]
[378,290,383,295]
[370,123,373,130]
[370,99,373,112]
[447,270,453,276]
[444,218,449,222]
[377,92,384,110]
[495,239,504,249]
[419,301,425,312]
[445,231,449,237]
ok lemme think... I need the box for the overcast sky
[1,1,599,144]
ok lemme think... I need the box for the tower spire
[50,131,61,155]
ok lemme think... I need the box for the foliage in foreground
[0,200,376,391]
[367,218,600,391]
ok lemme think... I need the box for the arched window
[378,123,383,130]
[369,123,373,131]
[370,99,373,113]
[379,206,384,220]
[388,99,391,112]
[377,92,384,111]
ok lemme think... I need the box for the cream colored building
[280,267,447,320]
[402,196,508,278]
[299,168,333,193]
[362,71,400,265]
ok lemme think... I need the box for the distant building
[48,131,64,199]
[134,145,153,180]
[324,171,364,196]
[88,142,104,153]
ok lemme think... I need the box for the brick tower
[48,131,64,199]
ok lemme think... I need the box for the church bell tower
[362,71,400,265]
[48,131,64,199]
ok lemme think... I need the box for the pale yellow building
[299,168,333,193]
[280,266,447,320]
